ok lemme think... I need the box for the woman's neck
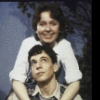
[41,41,56,48]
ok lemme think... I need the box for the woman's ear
[53,63,58,72]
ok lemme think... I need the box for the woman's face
[36,11,60,44]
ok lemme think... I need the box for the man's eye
[42,59,47,62]
[31,61,36,65]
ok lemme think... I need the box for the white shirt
[9,36,82,84]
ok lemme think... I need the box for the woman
[9,2,82,100]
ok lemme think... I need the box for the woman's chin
[42,39,53,44]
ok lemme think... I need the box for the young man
[12,45,82,100]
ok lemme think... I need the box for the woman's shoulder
[22,36,40,44]
[58,39,71,46]
[53,39,72,54]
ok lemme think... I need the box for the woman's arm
[60,80,80,100]
[9,38,34,100]
[59,40,82,100]
[12,80,30,100]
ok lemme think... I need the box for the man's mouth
[37,72,45,76]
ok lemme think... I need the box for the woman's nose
[45,24,51,31]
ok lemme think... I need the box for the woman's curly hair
[32,2,67,42]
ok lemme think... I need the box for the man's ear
[53,63,58,72]
[35,31,38,34]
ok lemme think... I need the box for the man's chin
[37,80,46,84]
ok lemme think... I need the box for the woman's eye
[40,24,44,26]
[39,23,45,26]
[51,23,56,25]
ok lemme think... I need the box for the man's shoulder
[58,83,67,96]
[59,83,67,88]
[59,83,83,100]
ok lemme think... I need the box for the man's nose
[36,62,42,69]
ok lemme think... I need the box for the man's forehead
[30,51,50,60]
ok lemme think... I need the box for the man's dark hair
[32,2,67,42]
[28,45,57,67]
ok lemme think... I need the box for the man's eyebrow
[31,59,36,62]
[40,56,48,59]
[31,56,48,61]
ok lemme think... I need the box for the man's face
[30,51,57,83]
[36,11,60,44]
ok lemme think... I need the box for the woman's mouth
[43,34,53,38]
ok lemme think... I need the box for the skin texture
[10,10,80,100]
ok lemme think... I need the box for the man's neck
[37,77,57,98]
